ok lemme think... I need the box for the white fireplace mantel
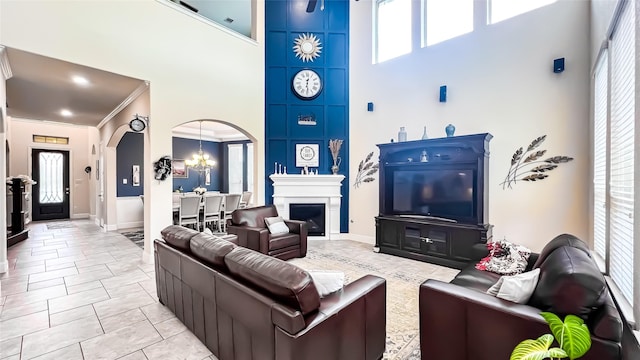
[270,174,345,240]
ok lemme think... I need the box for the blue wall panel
[265,0,350,232]
[267,32,288,65]
[267,104,288,136]
[289,105,324,138]
[327,33,347,67]
[326,68,346,104]
[116,132,144,197]
[172,137,222,192]
[267,67,288,103]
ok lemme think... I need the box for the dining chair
[202,194,224,232]
[177,195,201,230]
[221,193,242,232]
[239,191,253,208]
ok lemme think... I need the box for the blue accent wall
[265,0,350,232]
[172,137,222,192]
[116,132,144,197]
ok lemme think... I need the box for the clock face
[129,119,146,132]
[292,69,322,100]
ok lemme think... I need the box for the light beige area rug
[289,240,459,360]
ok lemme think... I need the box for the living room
[1,0,638,359]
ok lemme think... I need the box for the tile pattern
[1,220,459,360]
[0,220,211,360]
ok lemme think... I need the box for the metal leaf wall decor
[354,151,379,188]
[501,135,573,189]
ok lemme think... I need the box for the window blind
[609,1,635,305]
[593,52,608,260]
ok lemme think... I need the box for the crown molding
[97,80,149,129]
[0,46,13,80]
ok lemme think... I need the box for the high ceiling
[4,47,248,141]
[175,0,252,37]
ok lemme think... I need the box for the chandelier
[185,121,216,172]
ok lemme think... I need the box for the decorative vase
[421,126,428,140]
[398,127,407,142]
[331,157,342,174]
[445,124,456,137]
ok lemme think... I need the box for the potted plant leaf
[511,312,591,360]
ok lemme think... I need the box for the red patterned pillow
[476,240,531,275]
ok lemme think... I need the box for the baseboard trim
[118,221,143,230]
[71,213,90,219]
[104,224,118,231]
[344,233,375,245]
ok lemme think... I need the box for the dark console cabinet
[375,134,493,269]
[376,216,492,269]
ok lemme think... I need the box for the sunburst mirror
[293,33,322,62]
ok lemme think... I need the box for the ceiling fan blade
[306,0,317,13]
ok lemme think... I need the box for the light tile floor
[0,220,216,360]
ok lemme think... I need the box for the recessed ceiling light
[72,76,89,86]
[60,109,73,117]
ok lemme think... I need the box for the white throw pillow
[265,216,290,235]
[308,270,345,298]
[486,268,540,304]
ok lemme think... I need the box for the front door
[32,149,70,221]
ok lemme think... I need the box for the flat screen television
[389,169,476,223]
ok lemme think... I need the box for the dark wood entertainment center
[375,133,493,269]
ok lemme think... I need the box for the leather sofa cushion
[451,264,502,293]
[589,291,623,342]
[161,225,200,252]
[190,233,236,268]
[225,246,320,315]
[231,204,279,228]
[529,246,606,317]
[533,233,591,269]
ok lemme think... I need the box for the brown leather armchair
[226,204,307,260]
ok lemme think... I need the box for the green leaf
[511,334,557,360]
[541,313,591,359]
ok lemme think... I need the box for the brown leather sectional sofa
[419,234,623,360]
[154,225,387,360]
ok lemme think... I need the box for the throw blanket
[475,240,531,275]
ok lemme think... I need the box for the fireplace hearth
[289,203,325,236]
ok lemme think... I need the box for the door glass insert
[39,152,64,203]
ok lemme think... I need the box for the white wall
[8,119,93,218]
[0,0,265,260]
[116,197,144,230]
[349,0,591,251]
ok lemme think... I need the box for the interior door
[32,149,70,221]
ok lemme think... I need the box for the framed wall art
[172,159,188,178]
[295,144,319,167]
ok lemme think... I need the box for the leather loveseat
[154,225,387,360]
[419,234,623,360]
[226,204,307,260]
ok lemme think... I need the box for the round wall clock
[129,117,146,132]
[292,69,322,100]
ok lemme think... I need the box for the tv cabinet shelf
[375,215,492,269]
[375,133,493,268]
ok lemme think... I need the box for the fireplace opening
[289,203,325,236]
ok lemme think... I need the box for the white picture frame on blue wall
[296,144,319,167]
[132,165,140,186]
[205,167,211,186]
